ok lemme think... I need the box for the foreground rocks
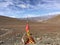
[1,32,60,45]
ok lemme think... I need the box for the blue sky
[0,0,60,18]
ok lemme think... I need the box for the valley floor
[0,32,60,45]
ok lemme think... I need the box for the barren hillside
[45,15,60,24]
[0,16,27,25]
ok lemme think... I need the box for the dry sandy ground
[0,15,60,45]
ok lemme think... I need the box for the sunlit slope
[45,15,60,24]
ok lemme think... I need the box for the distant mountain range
[0,14,59,24]
[20,15,57,22]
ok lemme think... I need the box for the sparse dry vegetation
[0,15,60,45]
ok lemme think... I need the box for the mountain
[21,15,56,22]
[0,15,26,25]
[45,15,60,24]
